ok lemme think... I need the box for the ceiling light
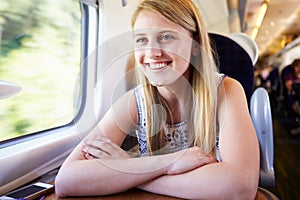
[251,2,268,39]
[256,3,268,28]
[251,28,259,39]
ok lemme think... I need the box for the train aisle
[265,107,300,200]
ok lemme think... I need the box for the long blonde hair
[131,0,219,156]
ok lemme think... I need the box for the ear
[192,41,200,56]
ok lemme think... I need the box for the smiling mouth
[146,62,170,70]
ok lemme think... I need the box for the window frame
[0,0,99,195]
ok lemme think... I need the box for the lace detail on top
[134,114,189,156]
[134,73,226,160]
[163,120,189,153]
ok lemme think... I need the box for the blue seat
[209,33,277,195]
[209,33,254,105]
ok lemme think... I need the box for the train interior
[0,0,300,199]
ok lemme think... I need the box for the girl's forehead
[133,28,179,35]
[133,10,190,35]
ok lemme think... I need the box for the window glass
[0,0,81,141]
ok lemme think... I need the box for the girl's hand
[81,135,131,160]
[166,146,217,175]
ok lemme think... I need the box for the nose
[146,42,162,58]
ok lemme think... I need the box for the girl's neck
[157,78,192,123]
[157,67,191,103]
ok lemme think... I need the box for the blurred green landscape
[0,0,81,141]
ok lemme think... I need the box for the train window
[0,0,81,142]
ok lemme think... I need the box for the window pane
[0,0,81,141]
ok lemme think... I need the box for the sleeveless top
[134,73,226,161]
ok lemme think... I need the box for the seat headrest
[228,33,259,65]
[208,33,254,103]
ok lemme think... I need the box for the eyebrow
[133,30,179,38]
[133,33,146,38]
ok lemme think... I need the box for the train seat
[209,33,278,199]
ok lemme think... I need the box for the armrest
[250,87,275,187]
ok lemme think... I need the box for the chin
[150,81,164,87]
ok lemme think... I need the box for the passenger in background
[266,67,280,109]
[254,66,271,90]
[283,59,300,135]
[55,0,259,199]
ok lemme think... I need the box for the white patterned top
[134,73,226,161]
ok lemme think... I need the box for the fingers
[81,135,131,159]
[190,146,217,163]
[166,146,217,175]
[84,152,95,160]
[86,138,114,154]
[81,136,114,159]
[82,143,111,159]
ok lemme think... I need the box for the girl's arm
[55,90,215,197]
[137,77,260,200]
[55,145,214,197]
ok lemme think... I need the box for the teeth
[149,62,167,69]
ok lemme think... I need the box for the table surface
[44,187,272,200]
[45,188,181,200]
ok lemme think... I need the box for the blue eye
[136,37,147,45]
[160,34,175,42]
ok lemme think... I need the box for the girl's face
[133,10,194,87]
